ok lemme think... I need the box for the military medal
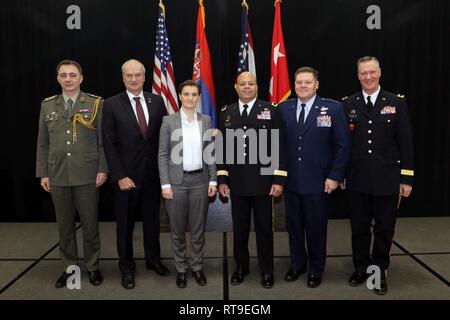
[380,105,396,114]
[317,115,331,127]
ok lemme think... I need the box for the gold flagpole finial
[199,0,205,28]
[159,0,165,18]
[242,0,249,10]
[274,0,281,7]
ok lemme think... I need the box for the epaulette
[86,93,103,99]
[42,95,57,103]
[341,96,348,101]
[397,94,405,99]
[221,105,227,112]
[321,97,340,104]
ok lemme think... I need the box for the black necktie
[242,104,248,118]
[298,103,306,129]
[366,96,373,109]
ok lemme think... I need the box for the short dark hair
[357,56,380,71]
[294,67,318,80]
[178,80,201,95]
[56,59,83,75]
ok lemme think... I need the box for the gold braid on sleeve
[72,98,100,144]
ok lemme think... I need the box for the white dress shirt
[362,86,381,105]
[238,97,257,116]
[126,90,149,124]
[180,109,203,171]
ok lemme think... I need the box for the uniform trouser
[165,173,209,273]
[347,191,398,271]
[230,194,273,274]
[285,190,329,275]
[51,183,100,272]
[114,176,161,275]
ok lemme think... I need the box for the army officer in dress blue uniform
[342,56,414,295]
[217,72,287,289]
[279,67,350,288]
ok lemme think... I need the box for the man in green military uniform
[36,60,108,288]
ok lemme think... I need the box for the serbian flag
[193,0,217,127]
[269,0,291,104]
[237,0,256,77]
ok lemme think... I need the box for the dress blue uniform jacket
[342,90,414,195]
[279,96,350,194]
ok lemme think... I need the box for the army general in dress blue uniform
[217,72,287,289]
[279,67,350,288]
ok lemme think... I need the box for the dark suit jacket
[279,96,350,194]
[217,99,287,196]
[102,91,166,186]
[342,89,414,195]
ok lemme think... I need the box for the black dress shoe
[192,270,207,286]
[348,271,368,286]
[176,272,187,288]
[55,272,71,288]
[261,273,274,289]
[284,269,305,282]
[230,266,249,285]
[146,262,170,276]
[374,272,388,295]
[88,270,103,286]
[121,273,135,289]
[307,274,322,288]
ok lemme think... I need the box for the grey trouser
[165,173,209,273]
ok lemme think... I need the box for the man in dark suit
[279,67,350,288]
[102,59,169,289]
[342,56,414,295]
[217,71,287,289]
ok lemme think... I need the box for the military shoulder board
[86,93,103,99]
[43,95,57,102]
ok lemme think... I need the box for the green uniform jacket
[36,91,108,186]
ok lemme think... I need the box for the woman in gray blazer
[158,80,217,288]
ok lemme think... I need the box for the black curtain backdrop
[1,0,448,221]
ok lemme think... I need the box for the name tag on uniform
[381,106,396,114]
[79,108,93,113]
[257,110,271,120]
[317,115,331,127]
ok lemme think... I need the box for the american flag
[237,1,256,77]
[152,1,179,114]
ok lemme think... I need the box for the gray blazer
[158,111,216,186]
